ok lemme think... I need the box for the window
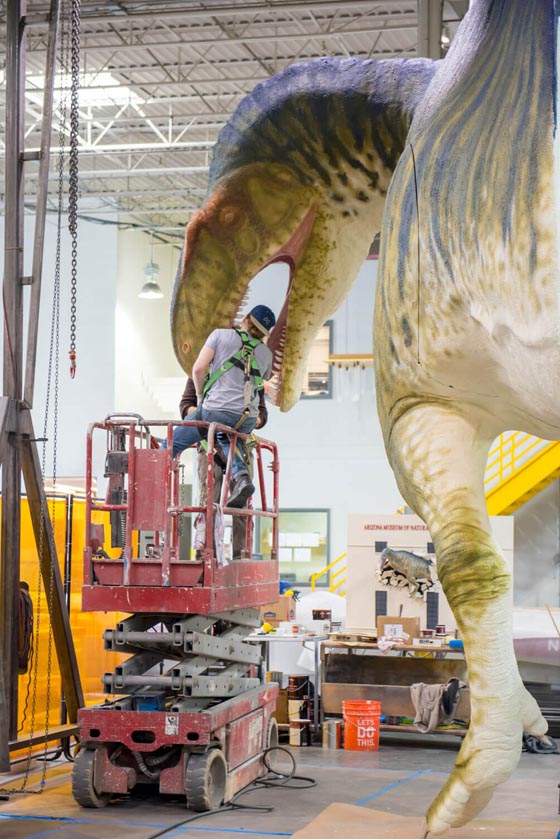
[257,509,330,587]
[301,321,332,399]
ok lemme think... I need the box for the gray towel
[410,677,466,733]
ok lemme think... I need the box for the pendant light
[139,231,163,299]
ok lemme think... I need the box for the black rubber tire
[266,716,279,750]
[185,749,227,812]
[72,748,111,808]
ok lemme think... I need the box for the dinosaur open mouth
[230,204,316,407]
[266,264,291,405]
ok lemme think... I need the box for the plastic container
[343,700,381,751]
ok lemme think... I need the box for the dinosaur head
[171,58,436,410]
[172,160,374,410]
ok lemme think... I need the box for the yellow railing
[310,551,347,595]
[484,432,551,493]
[485,432,560,515]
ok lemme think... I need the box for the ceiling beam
[20,0,418,27]
[24,164,211,180]
[19,47,416,94]
[21,19,418,54]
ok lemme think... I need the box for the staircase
[485,433,560,515]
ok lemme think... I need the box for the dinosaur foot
[423,682,547,836]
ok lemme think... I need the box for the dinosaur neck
[209,57,437,194]
[413,0,557,138]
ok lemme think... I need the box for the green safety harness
[202,329,264,431]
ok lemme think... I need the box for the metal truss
[0,1,467,237]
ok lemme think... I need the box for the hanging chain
[68,0,81,378]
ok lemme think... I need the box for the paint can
[289,719,312,746]
[288,675,309,699]
[322,719,342,749]
[436,624,446,634]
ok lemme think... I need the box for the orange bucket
[342,700,381,751]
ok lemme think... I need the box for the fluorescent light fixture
[26,71,144,108]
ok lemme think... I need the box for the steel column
[0,0,84,766]
[417,0,443,59]
[24,0,61,407]
[1,0,26,762]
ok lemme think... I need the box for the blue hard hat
[249,305,276,336]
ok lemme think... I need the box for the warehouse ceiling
[0,1,468,242]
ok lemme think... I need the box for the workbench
[321,638,470,736]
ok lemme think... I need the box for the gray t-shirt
[202,329,272,417]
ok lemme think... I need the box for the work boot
[227,473,254,508]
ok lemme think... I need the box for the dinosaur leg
[385,404,548,836]
[406,576,420,596]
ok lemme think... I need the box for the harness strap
[202,330,264,401]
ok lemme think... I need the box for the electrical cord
[143,746,316,839]
[256,746,317,789]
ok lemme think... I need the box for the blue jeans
[168,407,256,476]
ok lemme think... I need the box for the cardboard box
[259,596,295,625]
[377,616,420,640]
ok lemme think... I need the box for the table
[321,638,469,736]
[247,633,327,732]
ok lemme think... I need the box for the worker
[180,376,268,558]
[168,304,275,509]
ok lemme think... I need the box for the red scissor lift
[72,415,280,810]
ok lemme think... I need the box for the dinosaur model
[379,546,435,598]
[171,0,557,833]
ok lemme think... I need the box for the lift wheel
[266,716,278,751]
[185,749,228,811]
[72,748,111,808]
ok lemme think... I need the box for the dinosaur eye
[219,206,240,226]
[275,170,295,184]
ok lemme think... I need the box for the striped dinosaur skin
[375,1,557,833]
[172,1,557,833]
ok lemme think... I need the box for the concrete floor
[0,734,558,839]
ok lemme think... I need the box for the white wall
[514,480,560,608]
[114,227,184,419]
[0,212,117,481]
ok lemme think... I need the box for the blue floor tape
[0,813,163,827]
[165,829,292,837]
[0,814,292,837]
[354,769,432,806]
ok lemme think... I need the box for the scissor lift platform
[73,415,280,810]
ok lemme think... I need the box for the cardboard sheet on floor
[291,802,557,839]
